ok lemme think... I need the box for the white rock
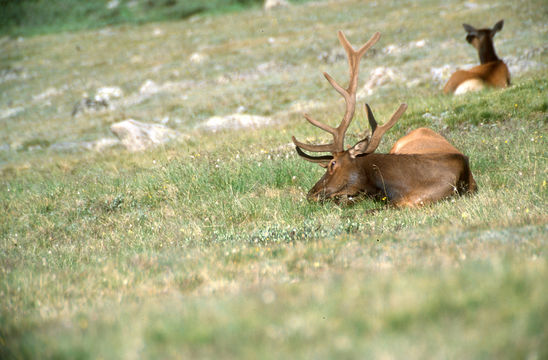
[33,87,60,102]
[430,64,454,84]
[189,52,208,64]
[505,55,545,75]
[383,39,427,54]
[406,78,421,88]
[0,106,23,119]
[357,67,404,98]
[383,44,399,54]
[82,138,121,152]
[139,80,159,94]
[107,0,119,9]
[256,61,276,73]
[95,86,123,102]
[288,100,324,113]
[200,114,272,132]
[264,0,289,10]
[110,119,181,152]
[0,66,26,83]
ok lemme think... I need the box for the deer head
[463,20,503,64]
[292,31,407,203]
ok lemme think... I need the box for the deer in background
[444,20,510,95]
[292,31,477,207]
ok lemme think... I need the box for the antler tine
[337,31,381,93]
[363,103,408,154]
[292,31,380,155]
[357,32,381,57]
[292,136,337,153]
[336,31,381,98]
[291,113,337,152]
[295,146,332,166]
[303,113,336,135]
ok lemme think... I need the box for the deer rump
[292,31,477,207]
[443,61,510,94]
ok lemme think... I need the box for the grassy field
[1,0,547,358]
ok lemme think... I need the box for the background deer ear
[463,24,478,44]
[462,23,477,34]
[349,137,370,158]
[492,20,504,34]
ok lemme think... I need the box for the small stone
[189,52,208,64]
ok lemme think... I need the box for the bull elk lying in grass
[444,20,510,94]
[292,31,477,207]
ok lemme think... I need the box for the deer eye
[329,160,336,172]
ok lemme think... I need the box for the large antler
[292,31,381,158]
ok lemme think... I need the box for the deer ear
[492,20,504,34]
[462,23,477,34]
[349,137,370,158]
[463,24,478,44]
[365,104,377,133]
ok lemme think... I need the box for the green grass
[1,0,548,358]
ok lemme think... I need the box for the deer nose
[307,186,330,202]
[306,190,320,202]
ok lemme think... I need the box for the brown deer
[292,31,477,207]
[443,20,510,94]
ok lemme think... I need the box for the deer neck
[477,38,500,64]
[356,154,394,193]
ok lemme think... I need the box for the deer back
[389,128,462,155]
